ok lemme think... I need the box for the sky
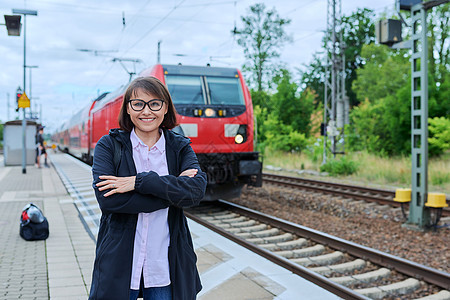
[0,0,395,132]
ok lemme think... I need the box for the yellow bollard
[425,193,448,208]
[393,188,411,203]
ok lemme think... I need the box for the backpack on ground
[19,203,49,241]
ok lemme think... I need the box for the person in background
[35,126,49,168]
[89,76,207,300]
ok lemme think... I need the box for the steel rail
[206,200,450,290]
[263,173,393,197]
[186,207,370,300]
[262,173,450,216]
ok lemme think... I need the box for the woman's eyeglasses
[128,99,164,112]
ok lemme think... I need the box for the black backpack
[19,203,49,241]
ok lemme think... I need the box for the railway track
[262,173,450,217]
[185,200,450,300]
[52,153,449,299]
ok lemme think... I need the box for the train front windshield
[165,75,245,105]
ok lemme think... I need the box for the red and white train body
[54,64,262,200]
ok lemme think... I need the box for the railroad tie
[309,259,366,276]
[274,244,325,259]
[236,227,279,239]
[238,224,267,232]
[224,223,266,234]
[329,268,391,286]
[229,220,257,228]
[207,219,231,226]
[246,232,292,244]
[354,278,420,299]
[258,238,307,251]
[291,251,343,267]
[203,212,237,219]
[414,290,450,300]
[276,238,308,250]
[261,232,293,243]
[220,216,247,223]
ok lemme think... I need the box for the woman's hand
[97,175,136,197]
[179,169,198,178]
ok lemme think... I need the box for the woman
[89,77,207,300]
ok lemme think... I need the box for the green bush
[319,156,359,176]
[428,117,450,157]
[258,112,308,152]
[265,127,307,152]
[305,138,324,163]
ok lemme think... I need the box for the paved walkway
[0,159,95,300]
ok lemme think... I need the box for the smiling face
[127,88,168,140]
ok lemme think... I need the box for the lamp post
[12,8,37,174]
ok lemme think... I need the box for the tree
[349,44,411,156]
[427,4,450,118]
[271,69,314,136]
[340,8,376,107]
[427,4,449,87]
[301,8,376,107]
[352,44,409,103]
[299,53,325,108]
[235,3,292,91]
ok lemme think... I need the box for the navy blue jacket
[89,128,207,300]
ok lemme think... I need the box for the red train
[53,64,262,200]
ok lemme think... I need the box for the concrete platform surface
[0,153,340,299]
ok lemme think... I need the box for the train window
[206,77,245,105]
[165,75,205,104]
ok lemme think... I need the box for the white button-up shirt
[130,129,170,290]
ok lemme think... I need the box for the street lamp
[12,8,38,174]
[3,15,21,36]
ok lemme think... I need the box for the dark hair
[118,77,178,131]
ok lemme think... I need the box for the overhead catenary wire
[120,0,187,57]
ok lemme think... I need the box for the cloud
[0,0,394,131]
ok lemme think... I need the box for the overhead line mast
[323,0,349,164]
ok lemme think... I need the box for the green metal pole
[407,3,430,228]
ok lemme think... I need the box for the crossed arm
[92,136,207,214]
[96,168,198,197]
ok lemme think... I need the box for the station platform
[0,152,339,300]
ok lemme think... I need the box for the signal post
[377,0,449,229]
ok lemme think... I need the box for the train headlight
[205,108,215,117]
[235,134,244,144]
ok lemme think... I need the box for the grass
[262,148,450,194]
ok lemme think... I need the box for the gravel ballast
[234,185,450,274]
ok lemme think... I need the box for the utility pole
[323,0,348,164]
[12,8,38,174]
[157,40,162,64]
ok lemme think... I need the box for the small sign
[18,92,30,108]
